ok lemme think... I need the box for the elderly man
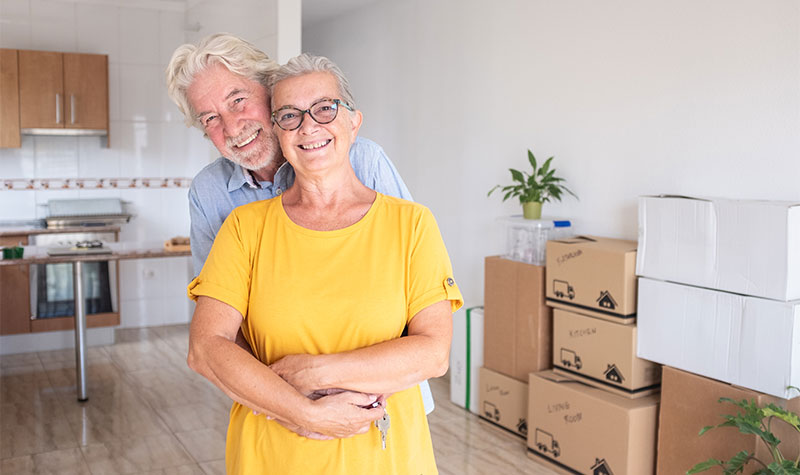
[165,34,437,416]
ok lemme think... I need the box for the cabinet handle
[70,95,76,124]
[56,93,61,124]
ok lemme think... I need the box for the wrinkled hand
[307,390,385,439]
[270,354,317,397]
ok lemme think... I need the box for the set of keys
[365,400,390,450]
[376,407,390,450]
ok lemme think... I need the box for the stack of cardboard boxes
[477,256,553,438]
[636,195,800,473]
[527,236,661,474]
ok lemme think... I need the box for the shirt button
[276,188,283,195]
[447,278,455,287]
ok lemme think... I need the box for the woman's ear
[350,109,363,135]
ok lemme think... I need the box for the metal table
[0,242,191,401]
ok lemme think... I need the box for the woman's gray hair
[166,33,279,127]
[269,53,356,109]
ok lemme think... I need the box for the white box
[450,306,484,414]
[636,277,800,399]
[499,216,572,266]
[636,195,800,301]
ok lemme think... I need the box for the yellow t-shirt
[188,192,463,475]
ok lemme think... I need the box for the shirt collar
[225,160,296,194]
[226,162,257,192]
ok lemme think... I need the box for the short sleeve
[407,207,463,321]
[186,210,251,317]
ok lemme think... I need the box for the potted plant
[688,390,800,475]
[488,149,577,219]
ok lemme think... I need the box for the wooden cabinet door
[64,53,108,130]
[0,235,31,335]
[19,50,64,129]
[0,49,21,148]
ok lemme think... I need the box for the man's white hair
[269,53,356,110]
[166,33,279,128]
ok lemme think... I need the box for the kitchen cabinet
[0,235,30,335]
[0,49,21,148]
[63,53,109,130]
[18,50,64,129]
[0,231,121,336]
[1,49,109,148]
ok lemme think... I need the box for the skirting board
[0,327,115,355]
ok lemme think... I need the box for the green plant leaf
[725,451,751,473]
[538,156,554,177]
[528,149,537,172]
[698,425,716,436]
[510,168,524,184]
[688,459,725,474]
[768,459,800,474]
[763,404,800,432]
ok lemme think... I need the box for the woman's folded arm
[270,299,453,397]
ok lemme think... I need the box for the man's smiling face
[187,62,280,171]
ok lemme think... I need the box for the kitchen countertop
[0,225,121,237]
[0,241,190,266]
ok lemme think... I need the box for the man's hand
[270,354,317,396]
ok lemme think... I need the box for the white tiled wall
[0,0,217,328]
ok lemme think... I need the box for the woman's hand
[304,391,385,439]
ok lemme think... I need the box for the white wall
[0,0,295,329]
[303,0,800,307]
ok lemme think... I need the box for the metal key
[376,408,390,450]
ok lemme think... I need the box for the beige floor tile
[81,433,194,474]
[123,366,226,412]
[154,402,230,433]
[38,346,111,371]
[0,392,78,459]
[174,427,227,463]
[0,447,91,474]
[134,463,207,474]
[0,352,42,369]
[198,459,226,475]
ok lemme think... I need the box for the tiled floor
[0,325,555,474]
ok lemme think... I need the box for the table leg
[73,261,88,402]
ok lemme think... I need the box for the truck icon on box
[553,280,575,300]
[560,348,582,370]
[483,401,500,421]
[534,428,561,457]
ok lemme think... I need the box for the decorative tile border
[2,178,193,191]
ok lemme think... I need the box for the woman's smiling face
[271,71,362,176]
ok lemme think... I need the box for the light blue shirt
[188,136,436,413]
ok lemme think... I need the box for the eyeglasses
[271,98,353,131]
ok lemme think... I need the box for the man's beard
[224,121,281,171]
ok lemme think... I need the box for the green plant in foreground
[487,149,577,205]
[687,388,800,475]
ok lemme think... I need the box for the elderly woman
[187,53,462,474]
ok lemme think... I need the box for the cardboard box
[552,308,661,398]
[637,277,800,399]
[637,195,800,301]
[658,366,800,475]
[478,367,529,438]
[545,236,637,324]
[528,371,659,475]
[484,256,552,382]
[450,306,484,414]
